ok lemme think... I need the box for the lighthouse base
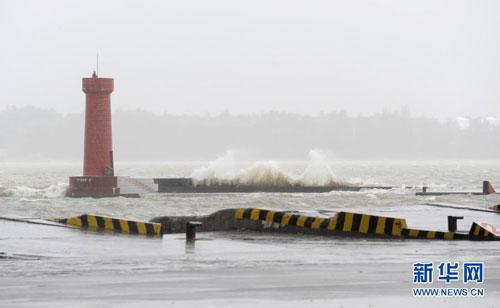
[67,176,121,198]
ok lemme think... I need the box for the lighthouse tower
[82,71,114,177]
[67,71,119,197]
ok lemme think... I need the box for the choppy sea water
[0,160,499,220]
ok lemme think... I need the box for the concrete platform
[153,177,393,193]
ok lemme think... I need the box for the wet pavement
[1,209,499,307]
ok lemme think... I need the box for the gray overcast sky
[1,0,499,118]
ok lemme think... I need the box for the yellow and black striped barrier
[235,208,408,237]
[235,207,499,241]
[52,214,162,237]
[400,228,468,240]
[469,222,498,240]
[401,221,500,241]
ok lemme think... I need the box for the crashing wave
[191,150,349,187]
[0,183,67,198]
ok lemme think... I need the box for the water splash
[190,150,239,184]
[191,150,347,187]
[299,149,338,186]
[0,183,67,198]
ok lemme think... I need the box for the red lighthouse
[67,72,119,197]
[83,72,114,177]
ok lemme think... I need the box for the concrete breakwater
[150,208,499,241]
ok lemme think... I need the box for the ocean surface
[1,160,499,220]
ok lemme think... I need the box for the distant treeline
[0,107,498,161]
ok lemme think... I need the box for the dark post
[422,186,427,193]
[186,221,203,240]
[447,216,463,232]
